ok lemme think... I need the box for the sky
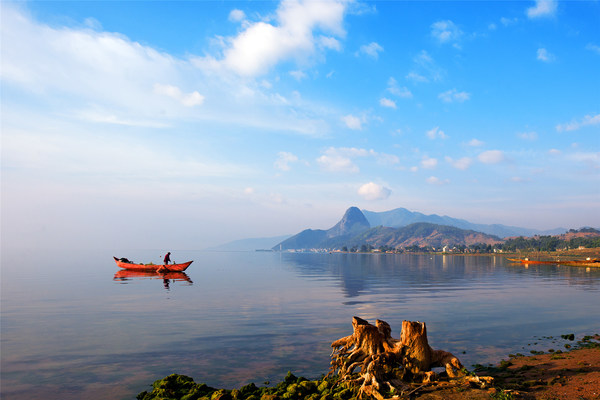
[1,0,599,250]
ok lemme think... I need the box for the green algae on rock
[137,372,343,400]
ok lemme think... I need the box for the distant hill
[274,207,502,250]
[274,206,370,250]
[211,205,577,251]
[207,235,291,251]
[362,207,565,238]
[336,223,502,249]
[558,227,600,241]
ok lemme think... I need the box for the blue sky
[2,0,599,250]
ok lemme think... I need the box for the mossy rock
[317,381,329,393]
[286,383,299,396]
[298,381,317,394]
[137,374,215,400]
[260,394,280,400]
[332,388,352,400]
[239,383,259,397]
[211,389,233,400]
[284,372,298,384]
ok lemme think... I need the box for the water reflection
[283,253,600,298]
[113,270,193,289]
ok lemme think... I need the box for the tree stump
[330,317,470,399]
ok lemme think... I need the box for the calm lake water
[1,249,599,399]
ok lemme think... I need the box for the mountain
[338,223,502,249]
[362,208,565,238]
[212,205,571,252]
[274,207,501,250]
[274,206,370,250]
[326,206,371,237]
[206,235,291,251]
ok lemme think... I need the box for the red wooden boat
[113,256,193,272]
[506,258,558,265]
[506,258,600,267]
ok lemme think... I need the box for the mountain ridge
[275,206,371,250]
[208,206,575,251]
[362,207,565,238]
[273,207,508,251]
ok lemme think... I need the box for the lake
[1,249,599,399]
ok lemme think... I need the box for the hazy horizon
[2,0,599,251]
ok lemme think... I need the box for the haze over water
[2,249,599,400]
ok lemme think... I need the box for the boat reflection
[113,270,193,288]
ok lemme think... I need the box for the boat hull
[506,258,599,267]
[113,257,193,272]
[506,258,558,265]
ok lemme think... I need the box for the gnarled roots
[330,317,490,399]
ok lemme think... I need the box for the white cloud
[154,83,205,107]
[537,48,555,62]
[359,42,384,59]
[407,50,444,83]
[386,77,412,98]
[357,182,391,201]
[556,113,600,132]
[213,0,348,76]
[586,43,600,55]
[406,72,428,83]
[341,114,363,130]
[426,176,449,185]
[289,70,308,80]
[379,98,396,109]
[426,126,448,140]
[421,156,438,169]
[319,35,341,51]
[467,138,485,147]
[566,152,600,165]
[517,131,538,140]
[478,150,505,164]
[274,151,299,171]
[501,17,519,26]
[3,127,248,182]
[526,0,557,19]
[511,176,529,183]
[317,155,358,173]
[317,147,398,173]
[438,89,470,103]
[229,9,246,23]
[376,153,400,166]
[244,187,256,195]
[445,156,473,170]
[1,5,183,115]
[431,20,462,44]
[317,147,361,173]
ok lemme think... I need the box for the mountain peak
[327,207,370,238]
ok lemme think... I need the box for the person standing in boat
[163,252,171,265]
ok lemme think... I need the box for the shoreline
[137,335,600,400]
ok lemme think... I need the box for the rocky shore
[137,335,599,400]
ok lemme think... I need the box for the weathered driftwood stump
[330,317,485,399]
